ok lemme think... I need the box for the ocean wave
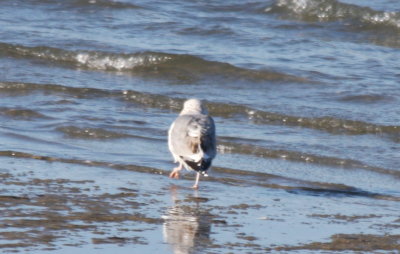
[266,0,400,30]
[1,79,396,173]
[0,42,306,83]
[217,139,400,178]
[0,42,172,71]
[56,125,160,141]
[0,107,49,120]
[70,0,140,9]
[57,126,133,140]
[0,149,398,201]
[33,0,140,9]
[338,94,394,104]
[1,82,399,139]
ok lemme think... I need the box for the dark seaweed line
[0,150,398,202]
[1,81,399,138]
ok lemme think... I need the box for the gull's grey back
[169,114,216,160]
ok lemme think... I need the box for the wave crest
[0,42,307,83]
[266,0,400,29]
[74,52,173,71]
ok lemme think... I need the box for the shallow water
[0,0,399,253]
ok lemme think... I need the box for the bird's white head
[180,98,208,115]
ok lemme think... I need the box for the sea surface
[0,0,399,253]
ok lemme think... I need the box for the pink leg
[169,163,183,179]
[192,172,201,189]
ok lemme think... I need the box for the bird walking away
[168,99,216,189]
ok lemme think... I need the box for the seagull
[168,99,216,189]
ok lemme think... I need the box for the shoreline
[1,156,399,253]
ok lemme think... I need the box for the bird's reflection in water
[162,185,212,254]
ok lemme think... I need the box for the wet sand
[0,154,399,253]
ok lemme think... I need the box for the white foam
[74,52,172,71]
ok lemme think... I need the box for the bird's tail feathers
[183,158,212,175]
